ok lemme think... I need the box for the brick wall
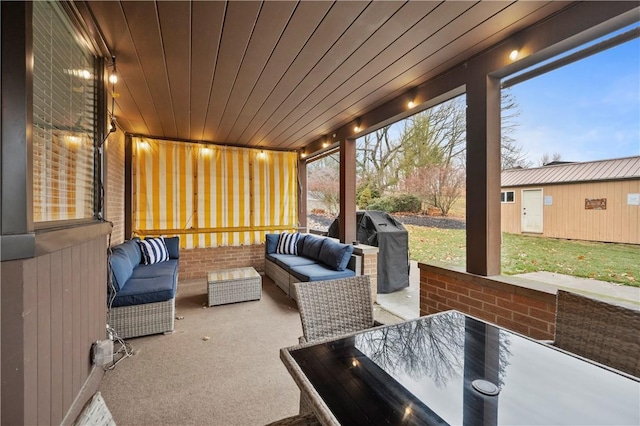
[419,263,557,340]
[360,250,378,302]
[104,128,125,246]
[179,244,266,280]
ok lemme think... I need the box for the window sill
[1,221,112,261]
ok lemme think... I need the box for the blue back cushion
[109,248,133,291]
[164,236,180,259]
[118,239,142,266]
[296,234,307,254]
[265,234,279,254]
[318,239,354,271]
[300,235,325,260]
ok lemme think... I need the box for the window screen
[32,1,97,222]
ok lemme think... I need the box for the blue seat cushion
[300,235,325,261]
[265,251,278,263]
[289,264,355,282]
[111,274,177,307]
[130,259,179,279]
[275,255,318,271]
[265,252,296,263]
[318,239,354,271]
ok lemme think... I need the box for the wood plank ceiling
[83,1,571,151]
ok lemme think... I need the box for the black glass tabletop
[290,311,640,426]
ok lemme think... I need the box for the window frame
[0,1,111,262]
[501,190,515,203]
[30,1,109,229]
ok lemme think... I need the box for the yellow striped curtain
[132,137,298,248]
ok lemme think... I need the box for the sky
[508,27,640,165]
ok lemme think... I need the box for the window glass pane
[32,1,96,222]
[306,152,340,233]
[506,191,514,202]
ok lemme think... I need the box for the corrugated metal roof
[501,156,640,187]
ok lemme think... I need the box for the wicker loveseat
[108,237,179,339]
[264,233,361,301]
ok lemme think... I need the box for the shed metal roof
[501,156,640,187]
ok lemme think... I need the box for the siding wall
[104,128,126,245]
[1,235,108,425]
[501,180,640,244]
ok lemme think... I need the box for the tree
[500,89,531,170]
[396,97,466,215]
[397,96,466,177]
[404,165,465,216]
[538,152,562,166]
[356,126,403,192]
[356,90,525,211]
[307,153,340,214]
[356,184,380,209]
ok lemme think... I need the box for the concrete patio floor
[376,260,421,320]
[518,271,640,310]
[376,261,640,320]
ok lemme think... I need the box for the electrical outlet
[92,340,114,366]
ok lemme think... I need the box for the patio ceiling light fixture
[109,56,118,84]
[509,49,519,61]
[300,149,307,159]
[353,118,361,133]
[407,88,417,109]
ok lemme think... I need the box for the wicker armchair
[292,275,375,344]
[554,290,640,377]
[291,275,376,416]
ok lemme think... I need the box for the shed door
[521,189,543,233]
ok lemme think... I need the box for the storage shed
[501,156,640,244]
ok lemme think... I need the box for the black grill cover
[328,211,409,293]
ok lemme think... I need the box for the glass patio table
[280,310,640,426]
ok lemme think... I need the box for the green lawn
[405,224,639,287]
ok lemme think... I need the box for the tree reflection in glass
[355,312,512,389]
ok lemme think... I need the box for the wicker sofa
[108,237,179,339]
[264,233,361,301]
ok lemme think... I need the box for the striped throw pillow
[138,237,169,265]
[276,232,300,255]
